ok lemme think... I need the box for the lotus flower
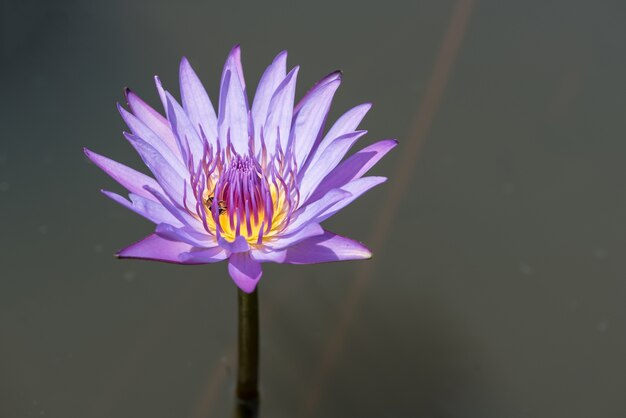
[85,46,396,293]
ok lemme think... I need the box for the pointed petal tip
[274,50,288,62]
[116,101,126,115]
[179,56,194,73]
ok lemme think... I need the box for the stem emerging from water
[237,287,259,402]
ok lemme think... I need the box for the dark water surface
[1,0,626,417]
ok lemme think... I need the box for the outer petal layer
[84,148,162,201]
[308,139,398,203]
[228,252,263,293]
[283,230,372,264]
[116,234,200,264]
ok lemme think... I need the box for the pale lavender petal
[228,252,262,293]
[84,148,162,201]
[316,176,387,222]
[218,235,250,253]
[291,75,341,169]
[282,189,350,234]
[267,222,323,250]
[227,45,247,91]
[154,76,168,113]
[218,47,249,154]
[164,92,205,162]
[249,248,287,263]
[155,223,214,247]
[283,230,372,264]
[102,190,183,226]
[116,233,200,264]
[310,103,371,164]
[180,246,229,263]
[309,139,398,203]
[179,57,218,146]
[298,130,367,203]
[143,185,199,229]
[263,66,299,154]
[118,103,187,176]
[294,71,342,113]
[123,133,187,206]
[124,88,179,156]
[251,51,287,151]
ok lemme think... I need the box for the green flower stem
[237,287,259,402]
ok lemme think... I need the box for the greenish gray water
[1,0,625,417]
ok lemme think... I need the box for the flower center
[203,155,288,245]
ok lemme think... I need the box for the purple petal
[290,75,341,169]
[179,57,218,146]
[179,246,229,263]
[123,133,187,206]
[283,230,372,264]
[154,76,168,113]
[228,252,262,293]
[164,92,205,163]
[218,235,250,253]
[306,103,371,171]
[316,176,387,223]
[267,222,324,250]
[84,148,162,201]
[143,185,199,229]
[124,88,179,156]
[218,47,249,155]
[251,51,287,152]
[102,190,183,226]
[309,139,398,203]
[118,103,187,176]
[249,248,287,263]
[294,71,342,113]
[155,223,214,247]
[283,189,350,234]
[263,66,299,154]
[117,233,200,264]
[298,130,367,203]
[227,45,247,91]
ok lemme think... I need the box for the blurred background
[1,0,626,417]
